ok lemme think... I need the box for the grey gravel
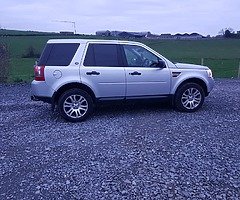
[0,79,240,200]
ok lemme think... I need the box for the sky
[0,0,240,36]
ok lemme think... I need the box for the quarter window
[38,43,79,66]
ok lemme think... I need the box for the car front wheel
[58,89,93,122]
[175,83,205,112]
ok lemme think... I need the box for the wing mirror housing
[157,60,166,68]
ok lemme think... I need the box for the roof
[47,39,142,45]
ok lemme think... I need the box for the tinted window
[38,43,79,66]
[84,44,120,67]
[83,44,94,66]
[123,45,160,67]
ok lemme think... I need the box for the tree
[218,29,225,35]
[218,27,234,36]
[218,27,236,38]
[224,30,232,38]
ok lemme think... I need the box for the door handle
[129,71,141,76]
[86,71,100,75]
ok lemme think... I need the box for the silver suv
[31,39,214,122]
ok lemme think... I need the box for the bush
[22,46,40,58]
[0,43,10,82]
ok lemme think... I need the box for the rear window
[38,43,79,66]
[84,44,121,67]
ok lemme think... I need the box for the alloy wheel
[181,88,202,110]
[63,95,88,118]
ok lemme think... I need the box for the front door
[122,44,171,98]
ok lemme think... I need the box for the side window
[38,43,79,66]
[123,45,160,67]
[84,44,120,67]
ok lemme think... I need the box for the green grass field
[1,33,240,82]
[142,39,240,78]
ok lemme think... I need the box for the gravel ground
[0,79,239,200]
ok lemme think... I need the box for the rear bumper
[31,80,55,104]
[31,80,55,98]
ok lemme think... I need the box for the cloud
[0,0,239,35]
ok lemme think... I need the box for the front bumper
[207,77,215,93]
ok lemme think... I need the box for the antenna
[53,20,76,34]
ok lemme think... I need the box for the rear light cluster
[34,65,45,81]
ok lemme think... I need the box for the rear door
[80,43,126,99]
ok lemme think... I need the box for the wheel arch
[53,82,96,104]
[174,78,208,97]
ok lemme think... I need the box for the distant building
[189,33,203,39]
[96,30,111,36]
[60,31,74,35]
[96,30,150,38]
[174,33,203,40]
[95,30,204,40]
[145,33,160,39]
[110,31,122,37]
[129,31,150,38]
[118,32,135,38]
[159,34,174,39]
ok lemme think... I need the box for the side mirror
[157,60,166,68]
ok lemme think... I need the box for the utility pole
[53,20,76,34]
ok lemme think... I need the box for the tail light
[34,65,45,81]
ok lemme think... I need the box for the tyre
[175,83,205,112]
[58,89,93,122]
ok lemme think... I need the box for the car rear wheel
[175,83,205,112]
[58,89,93,122]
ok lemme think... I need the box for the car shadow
[48,100,174,123]
[93,101,173,117]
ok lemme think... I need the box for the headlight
[206,69,213,78]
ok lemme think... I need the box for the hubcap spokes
[181,88,201,110]
[63,95,88,118]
